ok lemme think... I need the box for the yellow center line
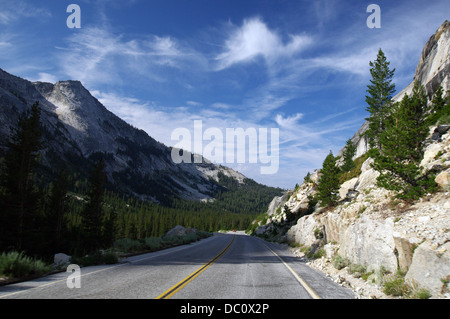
[155,235,235,299]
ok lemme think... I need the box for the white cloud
[215,17,312,70]
[275,113,304,128]
[35,72,58,84]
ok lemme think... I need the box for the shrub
[0,251,50,278]
[411,288,432,299]
[332,255,350,270]
[102,250,119,265]
[113,238,144,253]
[312,248,326,259]
[161,235,183,247]
[383,276,411,296]
[348,263,367,275]
[143,237,163,251]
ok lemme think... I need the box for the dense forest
[0,104,283,260]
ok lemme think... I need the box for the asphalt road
[0,232,354,299]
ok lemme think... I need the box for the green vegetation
[382,275,411,297]
[332,255,350,270]
[341,139,357,172]
[363,50,447,200]
[329,256,432,299]
[365,49,396,150]
[317,151,340,207]
[338,154,368,184]
[0,251,50,279]
[426,85,450,125]
[0,102,42,254]
[370,82,438,200]
[71,231,212,267]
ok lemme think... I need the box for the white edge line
[265,244,321,300]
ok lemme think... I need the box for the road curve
[0,232,354,299]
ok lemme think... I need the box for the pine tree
[317,151,340,207]
[371,81,435,199]
[284,204,296,223]
[0,102,43,252]
[365,49,396,149]
[426,86,450,125]
[80,158,107,253]
[46,169,69,254]
[341,139,357,172]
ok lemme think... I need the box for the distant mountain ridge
[0,68,267,204]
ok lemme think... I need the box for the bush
[143,237,163,251]
[383,276,411,297]
[102,250,119,265]
[71,250,119,267]
[111,231,212,256]
[411,288,432,299]
[113,238,144,253]
[332,255,350,270]
[0,251,50,278]
[161,235,183,247]
[312,248,326,259]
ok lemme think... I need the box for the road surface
[0,232,354,299]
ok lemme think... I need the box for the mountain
[0,68,276,205]
[253,21,450,298]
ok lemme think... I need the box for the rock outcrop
[164,225,199,238]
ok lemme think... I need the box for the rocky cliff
[256,21,450,298]
[0,68,252,203]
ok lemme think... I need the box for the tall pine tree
[0,102,43,253]
[341,139,357,172]
[426,86,450,125]
[45,168,69,255]
[371,81,435,199]
[80,158,107,253]
[317,151,340,207]
[365,49,396,149]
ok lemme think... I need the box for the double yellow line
[156,235,235,299]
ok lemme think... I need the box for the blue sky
[1,0,449,189]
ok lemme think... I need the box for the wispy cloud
[56,27,205,87]
[0,0,51,25]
